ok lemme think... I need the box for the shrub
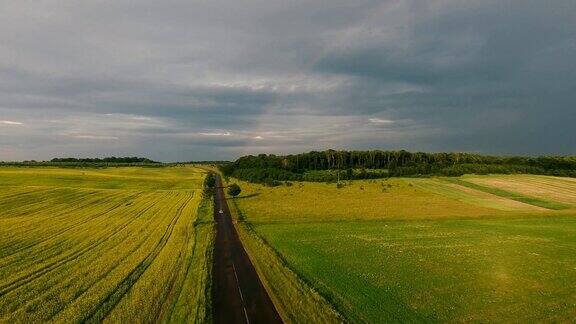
[227,183,242,197]
[204,173,216,189]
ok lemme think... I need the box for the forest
[220,150,576,185]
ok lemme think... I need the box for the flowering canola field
[0,167,213,323]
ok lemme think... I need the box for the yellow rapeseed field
[0,166,213,323]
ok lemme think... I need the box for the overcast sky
[1,0,575,161]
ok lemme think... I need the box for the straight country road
[211,175,283,324]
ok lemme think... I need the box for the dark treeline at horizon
[220,149,576,185]
[0,157,234,167]
[0,158,233,165]
[0,156,161,168]
[182,160,232,165]
[51,157,158,163]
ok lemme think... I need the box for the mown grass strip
[445,178,571,210]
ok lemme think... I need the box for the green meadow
[256,217,576,323]
[232,175,576,322]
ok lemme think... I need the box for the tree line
[1,157,160,168]
[220,150,576,185]
[50,157,158,163]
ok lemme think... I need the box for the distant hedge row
[50,157,157,163]
[0,157,161,168]
[220,150,576,185]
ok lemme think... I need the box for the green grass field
[232,175,576,322]
[0,166,213,323]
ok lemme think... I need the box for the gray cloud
[0,0,575,161]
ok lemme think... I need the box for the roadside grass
[444,178,571,210]
[0,166,213,322]
[228,199,343,324]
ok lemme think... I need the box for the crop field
[234,179,499,223]
[0,167,213,323]
[464,175,576,206]
[232,175,576,322]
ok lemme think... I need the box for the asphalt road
[211,175,282,324]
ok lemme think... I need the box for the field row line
[0,192,167,297]
[0,188,93,219]
[0,189,135,257]
[157,196,207,322]
[0,190,142,262]
[0,192,186,322]
[80,193,194,322]
[35,193,189,322]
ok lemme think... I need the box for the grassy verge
[445,178,571,210]
[228,199,343,323]
[201,166,340,322]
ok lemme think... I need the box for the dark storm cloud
[0,0,574,161]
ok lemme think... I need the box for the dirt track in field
[211,175,282,324]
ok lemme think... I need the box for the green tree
[227,183,242,197]
[203,173,216,198]
[204,173,216,189]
